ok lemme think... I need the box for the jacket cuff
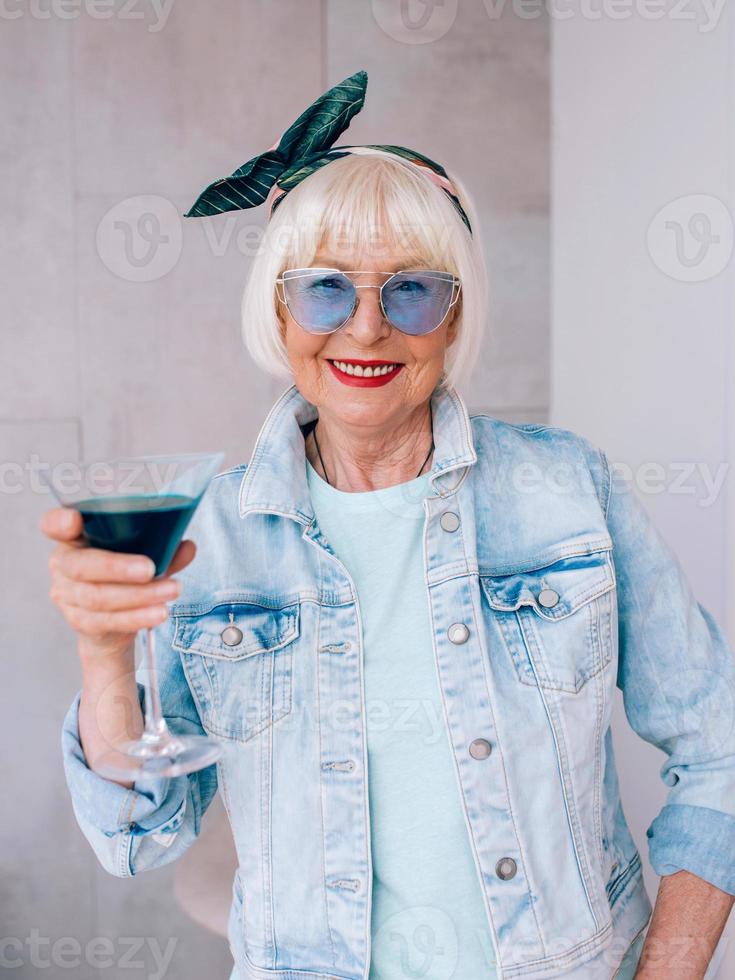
[61,687,189,838]
[646,803,735,895]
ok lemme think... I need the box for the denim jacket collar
[238,381,478,524]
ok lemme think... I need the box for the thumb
[160,539,197,577]
[39,507,83,542]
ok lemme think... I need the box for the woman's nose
[344,289,391,339]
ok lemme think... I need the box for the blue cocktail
[43,452,225,779]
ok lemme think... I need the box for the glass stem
[140,626,169,743]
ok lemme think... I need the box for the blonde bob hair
[241,151,488,392]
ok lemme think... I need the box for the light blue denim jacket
[62,381,735,980]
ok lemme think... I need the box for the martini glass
[43,451,225,779]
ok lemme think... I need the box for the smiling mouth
[326,358,404,378]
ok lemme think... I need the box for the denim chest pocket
[172,600,299,742]
[480,546,616,694]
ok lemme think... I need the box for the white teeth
[332,360,399,377]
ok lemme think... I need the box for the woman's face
[277,244,460,429]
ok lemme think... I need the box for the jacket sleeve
[60,609,219,877]
[602,451,735,895]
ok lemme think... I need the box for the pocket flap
[172,601,300,660]
[480,549,615,621]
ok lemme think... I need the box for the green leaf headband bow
[183,69,472,236]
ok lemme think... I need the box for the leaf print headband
[183,69,472,236]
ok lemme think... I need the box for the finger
[51,575,181,613]
[39,507,84,542]
[59,600,170,637]
[54,547,157,584]
[158,539,197,578]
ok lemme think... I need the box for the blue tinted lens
[382,272,455,336]
[282,270,354,334]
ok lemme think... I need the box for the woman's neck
[304,403,434,492]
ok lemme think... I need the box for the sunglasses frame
[275,267,462,336]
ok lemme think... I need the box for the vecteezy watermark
[647,194,734,282]
[5,452,729,509]
[370,0,459,44]
[0,0,175,32]
[482,456,729,508]
[308,696,449,743]
[633,933,731,973]
[482,0,728,33]
[370,905,459,978]
[608,459,729,508]
[370,0,728,39]
[95,186,734,285]
[0,930,177,978]
[97,195,183,282]
[2,452,202,497]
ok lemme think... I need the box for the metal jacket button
[469,738,492,759]
[440,511,460,532]
[538,588,560,608]
[221,625,243,646]
[496,857,517,880]
[447,622,470,644]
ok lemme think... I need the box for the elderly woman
[42,72,734,980]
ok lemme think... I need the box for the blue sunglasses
[275,268,462,336]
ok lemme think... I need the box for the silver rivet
[496,857,517,880]
[447,622,470,645]
[538,588,560,608]
[221,625,243,646]
[440,511,460,532]
[469,738,492,759]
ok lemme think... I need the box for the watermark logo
[0,930,176,978]
[647,194,733,282]
[14,452,728,507]
[482,0,727,33]
[96,195,182,282]
[0,0,175,32]
[370,0,728,37]
[371,906,459,978]
[371,0,459,43]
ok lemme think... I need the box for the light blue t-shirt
[306,457,497,980]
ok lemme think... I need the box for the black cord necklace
[312,401,435,488]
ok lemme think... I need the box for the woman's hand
[41,506,196,661]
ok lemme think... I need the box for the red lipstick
[326,358,404,388]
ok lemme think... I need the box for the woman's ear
[446,307,460,347]
[276,296,287,340]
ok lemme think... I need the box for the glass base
[95,733,224,780]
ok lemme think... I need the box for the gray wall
[1,2,548,977]
[551,4,735,976]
